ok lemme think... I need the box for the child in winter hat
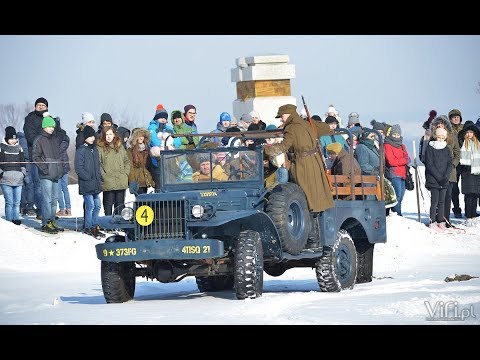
[42,115,56,128]
[390,124,402,136]
[4,126,17,142]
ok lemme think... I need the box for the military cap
[275,104,297,118]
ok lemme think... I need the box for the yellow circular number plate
[136,205,154,226]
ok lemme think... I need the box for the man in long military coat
[264,104,334,213]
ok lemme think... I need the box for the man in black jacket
[23,97,50,219]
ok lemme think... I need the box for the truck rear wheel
[101,261,136,303]
[265,183,310,255]
[234,230,264,300]
[196,275,234,292]
[315,229,357,292]
[356,242,374,284]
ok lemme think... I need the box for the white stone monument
[231,54,296,128]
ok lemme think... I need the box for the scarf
[428,140,447,150]
[460,139,480,175]
[384,135,403,148]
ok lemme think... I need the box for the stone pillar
[231,55,296,128]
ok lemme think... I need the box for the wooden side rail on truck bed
[326,174,383,201]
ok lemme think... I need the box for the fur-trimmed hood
[430,115,453,134]
[128,127,150,148]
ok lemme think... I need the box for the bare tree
[0,102,28,130]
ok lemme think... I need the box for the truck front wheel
[234,230,264,300]
[101,261,136,303]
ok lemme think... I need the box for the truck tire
[234,230,264,300]
[356,242,374,284]
[265,183,310,255]
[196,275,234,292]
[101,261,136,303]
[315,229,357,292]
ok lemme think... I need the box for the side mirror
[276,166,289,184]
[129,181,139,196]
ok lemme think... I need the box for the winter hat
[82,112,95,123]
[219,112,231,122]
[42,116,56,129]
[327,105,336,114]
[35,97,48,107]
[348,112,360,126]
[4,126,17,142]
[266,124,278,131]
[154,107,168,121]
[249,110,260,119]
[184,104,196,115]
[83,125,96,140]
[448,109,462,122]
[435,127,448,139]
[391,124,402,136]
[370,119,385,132]
[325,116,339,124]
[428,110,437,120]
[100,113,113,124]
[326,142,342,155]
[312,115,322,122]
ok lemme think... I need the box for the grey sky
[1,35,479,157]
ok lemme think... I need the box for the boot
[49,220,65,232]
[305,213,321,250]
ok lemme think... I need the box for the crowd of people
[1,97,479,238]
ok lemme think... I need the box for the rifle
[171,129,284,140]
[301,95,332,189]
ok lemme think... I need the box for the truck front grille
[135,200,186,240]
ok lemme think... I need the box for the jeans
[31,164,43,215]
[1,184,22,221]
[40,178,58,226]
[57,172,71,210]
[84,193,101,229]
[390,177,406,216]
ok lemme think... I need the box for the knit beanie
[435,127,448,139]
[348,112,360,126]
[311,115,322,122]
[83,125,96,140]
[4,126,17,142]
[326,142,342,155]
[100,113,113,124]
[35,97,48,107]
[370,119,385,132]
[42,116,56,129]
[325,116,339,124]
[82,112,95,123]
[154,107,168,121]
[391,124,402,136]
[220,112,231,122]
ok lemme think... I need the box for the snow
[0,166,479,325]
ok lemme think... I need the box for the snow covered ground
[0,166,479,325]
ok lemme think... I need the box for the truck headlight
[121,207,134,221]
[192,204,205,218]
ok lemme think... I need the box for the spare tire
[265,183,310,255]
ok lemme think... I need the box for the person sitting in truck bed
[192,154,229,182]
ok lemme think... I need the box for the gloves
[439,178,449,187]
[186,134,194,145]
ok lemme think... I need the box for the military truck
[96,130,387,303]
